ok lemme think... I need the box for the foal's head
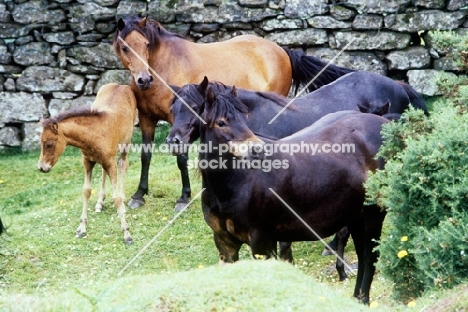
[37,120,66,173]
[202,86,264,159]
[114,16,157,90]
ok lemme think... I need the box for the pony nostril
[166,137,179,145]
[250,143,264,159]
[137,77,144,85]
[149,75,154,83]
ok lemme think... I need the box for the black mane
[208,82,296,109]
[203,92,249,128]
[113,15,185,53]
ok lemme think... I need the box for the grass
[0,122,466,310]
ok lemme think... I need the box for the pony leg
[77,157,95,238]
[118,152,129,202]
[357,205,386,304]
[250,230,277,259]
[279,242,293,263]
[106,162,132,244]
[321,234,339,256]
[335,226,351,281]
[128,116,157,209]
[213,232,242,264]
[348,220,366,301]
[95,167,106,212]
[174,153,191,212]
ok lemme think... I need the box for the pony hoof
[124,237,133,245]
[127,198,145,209]
[321,249,334,256]
[75,231,86,238]
[174,202,188,212]
[95,205,103,212]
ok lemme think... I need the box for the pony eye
[121,46,129,53]
[217,120,226,127]
[45,142,54,149]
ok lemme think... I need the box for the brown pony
[113,15,354,210]
[37,83,137,244]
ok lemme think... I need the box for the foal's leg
[106,159,132,244]
[95,167,106,212]
[174,153,191,212]
[76,156,95,238]
[118,151,129,202]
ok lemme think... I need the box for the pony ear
[381,101,391,115]
[198,76,209,95]
[139,16,147,28]
[206,87,216,109]
[117,18,125,32]
[231,86,237,97]
[357,103,369,113]
[50,122,59,135]
[170,85,180,93]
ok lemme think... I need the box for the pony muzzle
[228,137,265,160]
[37,161,52,173]
[136,73,154,90]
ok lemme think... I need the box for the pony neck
[58,116,101,151]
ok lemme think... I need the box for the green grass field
[0,123,466,311]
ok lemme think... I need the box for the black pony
[166,75,422,280]
[167,72,426,148]
[198,87,388,304]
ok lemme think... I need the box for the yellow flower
[397,250,408,258]
[254,254,264,259]
[162,217,168,221]
[401,236,408,242]
[91,189,97,195]
[369,302,378,308]
[197,264,204,269]
[0,180,4,184]
[407,301,416,307]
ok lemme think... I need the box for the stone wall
[0,0,467,150]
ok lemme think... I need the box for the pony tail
[396,81,429,116]
[283,48,355,94]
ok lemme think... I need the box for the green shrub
[429,30,468,69]
[366,101,468,301]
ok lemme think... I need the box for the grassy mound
[0,260,370,311]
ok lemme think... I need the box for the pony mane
[41,106,103,128]
[209,81,295,109]
[204,92,249,128]
[175,84,205,105]
[255,91,291,107]
[113,15,185,53]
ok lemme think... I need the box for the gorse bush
[366,30,468,301]
[429,30,468,69]
[366,95,468,301]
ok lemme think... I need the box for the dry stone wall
[0,0,467,150]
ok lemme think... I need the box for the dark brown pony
[38,84,137,244]
[198,87,388,304]
[113,15,354,210]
